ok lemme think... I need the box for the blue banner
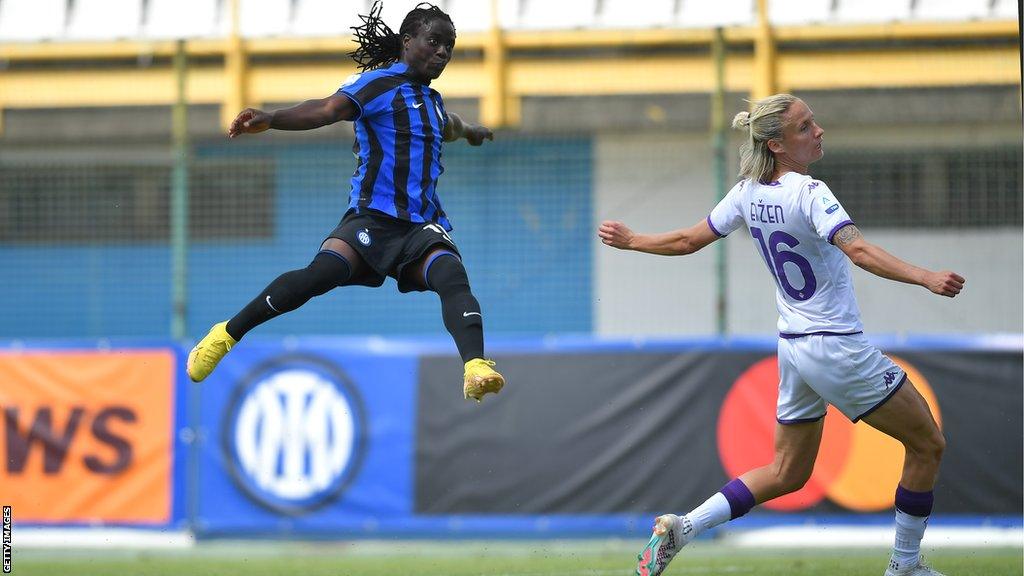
[190,338,417,536]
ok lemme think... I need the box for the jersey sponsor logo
[224,356,367,516]
[357,228,371,246]
[826,204,840,214]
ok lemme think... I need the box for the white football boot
[884,557,947,576]
[635,514,695,576]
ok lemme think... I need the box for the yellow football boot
[186,321,236,383]
[463,358,505,402]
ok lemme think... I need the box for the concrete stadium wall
[594,125,1024,336]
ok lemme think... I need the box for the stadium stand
[291,0,367,37]
[143,0,221,39]
[446,0,519,31]
[0,0,66,41]
[914,0,992,21]
[677,0,755,28]
[519,0,597,30]
[768,0,833,25]
[992,0,1018,19]
[597,0,677,29]
[238,0,292,37]
[379,0,442,31]
[0,0,1019,40]
[66,0,142,40]
[834,0,913,24]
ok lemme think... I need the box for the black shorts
[327,209,461,293]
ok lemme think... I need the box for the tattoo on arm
[834,224,862,246]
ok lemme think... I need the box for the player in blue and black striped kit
[188,1,505,402]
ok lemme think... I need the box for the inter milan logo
[357,228,371,246]
[883,370,898,389]
[224,355,367,515]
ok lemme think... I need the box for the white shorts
[776,332,906,424]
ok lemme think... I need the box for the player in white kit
[599,94,965,576]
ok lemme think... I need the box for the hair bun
[731,111,752,130]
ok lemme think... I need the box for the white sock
[683,492,732,537]
[891,509,929,569]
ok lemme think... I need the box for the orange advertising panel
[717,355,942,513]
[0,350,174,523]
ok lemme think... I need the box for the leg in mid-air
[862,381,946,576]
[636,420,824,576]
[186,238,366,382]
[405,246,504,402]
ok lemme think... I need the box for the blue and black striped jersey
[338,62,452,230]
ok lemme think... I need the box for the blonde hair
[731,93,799,184]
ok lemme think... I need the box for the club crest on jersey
[357,228,371,246]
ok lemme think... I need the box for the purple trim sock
[895,485,934,517]
[721,478,756,520]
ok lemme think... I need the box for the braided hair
[349,1,455,72]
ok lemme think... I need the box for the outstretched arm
[228,93,357,138]
[833,224,965,297]
[598,218,720,256]
[444,112,494,146]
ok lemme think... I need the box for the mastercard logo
[716,355,941,512]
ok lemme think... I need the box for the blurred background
[0,0,1021,569]
[0,0,1019,339]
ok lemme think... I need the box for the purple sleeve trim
[827,219,855,244]
[706,215,726,238]
[852,372,907,423]
[779,330,863,339]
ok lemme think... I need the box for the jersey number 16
[750,226,818,301]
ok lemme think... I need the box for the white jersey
[708,171,862,336]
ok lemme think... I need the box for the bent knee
[926,430,946,461]
[907,428,945,464]
[773,465,814,495]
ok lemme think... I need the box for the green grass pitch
[13,541,1023,576]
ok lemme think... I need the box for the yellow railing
[0,15,1018,133]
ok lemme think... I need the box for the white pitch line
[727,526,1023,548]
[484,567,749,576]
